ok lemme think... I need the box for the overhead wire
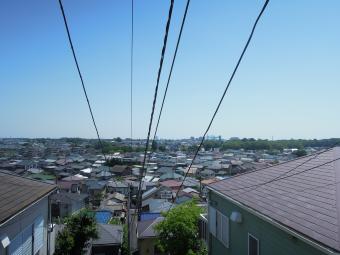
[136,0,175,217]
[128,1,134,253]
[168,0,270,212]
[58,0,112,183]
[151,0,191,144]
[144,0,191,169]
[130,0,134,150]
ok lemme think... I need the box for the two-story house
[0,170,56,255]
[207,147,340,255]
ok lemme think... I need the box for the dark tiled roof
[92,224,123,245]
[50,191,88,203]
[0,170,56,224]
[137,217,164,238]
[111,165,129,173]
[209,147,340,252]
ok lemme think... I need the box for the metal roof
[208,147,340,252]
[0,170,56,224]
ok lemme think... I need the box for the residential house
[137,216,164,255]
[111,165,131,176]
[91,224,123,255]
[159,172,183,181]
[199,169,215,179]
[0,170,56,255]
[142,186,173,201]
[83,179,106,206]
[155,166,172,176]
[159,180,182,191]
[50,191,88,218]
[58,174,86,193]
[96,171,112,180]
[107,181,129,196]
[100,193,126,217]
[207,148,340,255]
[142,199,173,213]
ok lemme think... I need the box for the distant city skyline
[1,0,339,140]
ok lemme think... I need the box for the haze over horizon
[1,0,339,140]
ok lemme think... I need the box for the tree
[54,229,74,255]
[159,145,166,152]
[152,140,158,151]
[121,224,129,255]
[55,210,98,255]
[294,149,307,157]
[114,137,122,142]
[155,201,203,255]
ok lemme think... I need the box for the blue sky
[1,0,339,140]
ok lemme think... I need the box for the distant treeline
[95,141,145,154]
[203,138,340,151]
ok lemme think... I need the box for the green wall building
[207,148,340,255]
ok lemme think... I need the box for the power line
[152,0,191,143]
[58,0,107,162]
[137,0,175,217]
[130,0,134,150]
[169,0,270,211]
[128,1,134,253]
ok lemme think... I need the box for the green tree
[54,229,74,255]
[294,149,307,157]
[159,145,166,152]
[121,224,129,255]
[55,210,98,255]
[155,201,203,255]
[152,140,158,151]
[114,137,122,142]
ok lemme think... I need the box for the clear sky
[1,0,339,140]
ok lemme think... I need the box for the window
[8,224,33,255]
[208,205,216,236]
[33,216,44,254]
[8,232,23,255]
[208,205,229,247]
[199,215,208,245]
[248,234,259,255]
[160,190,172,199]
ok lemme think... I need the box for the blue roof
[95,210,112,223]
[140,212,162,221]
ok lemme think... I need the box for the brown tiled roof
[160,180,182,188]
[111,165,129,173]
[0,171,56,224]
[209,147,340,252]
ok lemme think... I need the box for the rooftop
[0,170,56,224]
[209,147,340,252]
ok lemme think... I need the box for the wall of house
[91,244,120,255]
[0,196,50,255]
[72,200,85,215]
[209,191,328,255]
[138,238,158,255]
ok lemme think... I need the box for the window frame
[208,205,229,248]
[248,233,259,255]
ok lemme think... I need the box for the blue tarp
[95,211,112,223]
[140,212,161,221]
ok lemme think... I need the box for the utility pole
[199,175,202,198]
[127,184,132,255]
